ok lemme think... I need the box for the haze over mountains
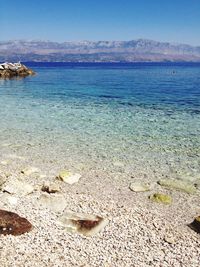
[1,39,200,62]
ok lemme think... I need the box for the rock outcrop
[0,62,35,79]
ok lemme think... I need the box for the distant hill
[1,39,200,62]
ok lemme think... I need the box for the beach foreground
[0,149,200,267]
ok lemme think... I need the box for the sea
[0,62,199,183]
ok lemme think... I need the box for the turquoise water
[0,63,199,182]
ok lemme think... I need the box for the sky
[1,0,200,45]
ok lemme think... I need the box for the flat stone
[0,209,32,235]
[188,216,200,233]
[21,167,39,176]
[129,182,150,192]
[158,179,196,194]
[39,193,67,213]
[58,211,108,237]
[2,179,34,196]
[149,193,172,204]
[57,170,81,184]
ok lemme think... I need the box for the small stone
[129,182,150,192]
[21,167,39,176]
[158,179,196,194]
[149,193,172,204]
[39,193,67,213]
[164,235,176,244]
[2,179,34,196]
[58,211,108,237]
[188,216,200,233]
[41,183,60,194]
[57,170,81,184]
[0,209,32,235]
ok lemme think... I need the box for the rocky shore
[0,62,35,79]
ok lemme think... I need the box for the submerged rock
[39,193,67,213]
[188,216,200,233]
[58,211,108,237]
[158,179,196,194]
[2,179,34,196]
[129,182,150,192]
[0,209,32,235]
[41,183,60,194]
[21,167,39,176]
[1,193,18,206]
[149,193,172,204]
[57,170,81,184]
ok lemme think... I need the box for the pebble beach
[0,63,200,266]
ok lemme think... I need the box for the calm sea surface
[0,62,199,182]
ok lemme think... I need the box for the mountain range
[1,39,200,62]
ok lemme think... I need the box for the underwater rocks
[1,193,18,206]
[0,209,32,236]
[38,193,67,213]
[21,167,39,176]
[57,170,81,185]
[129,182,150,192]
[58,211,108,237]
[149,193,172,204]
[158,179,196,194]
[41,182,60,194]
[0,62,35,79]
[2,179,34,196]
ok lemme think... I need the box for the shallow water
[0,63,199,182]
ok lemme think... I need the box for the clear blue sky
[1,0,200,45]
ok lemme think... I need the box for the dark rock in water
[0,63,35,79]
[0,209,32,235]
[188,216,200,234]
